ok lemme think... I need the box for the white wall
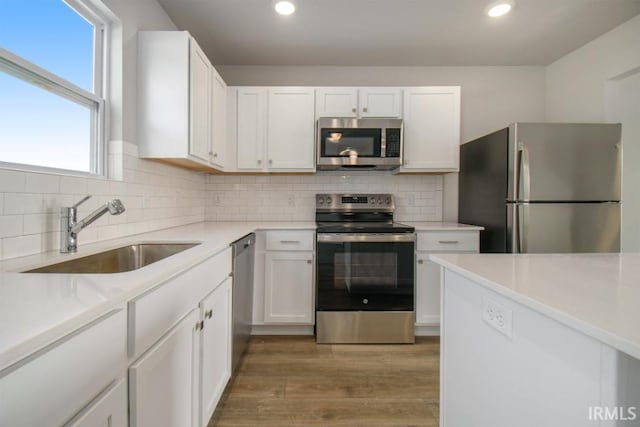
[217,65,547,220]
[101,0,178,142]
[0,0,207,261]
[545,14,640,122]
[607,71,640,252]
[545,15,640,251]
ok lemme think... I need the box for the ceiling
[157,0,640,66]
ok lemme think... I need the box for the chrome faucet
[60,196,126,253]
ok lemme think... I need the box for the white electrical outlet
[482,297,513,339]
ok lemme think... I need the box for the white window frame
[0,0,109,177]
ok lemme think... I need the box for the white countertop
[430,253,640,360]
[404,222,483,231]
[0,221,315,372]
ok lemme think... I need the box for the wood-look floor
[208,336,440,427]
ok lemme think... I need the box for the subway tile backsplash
[0,145,444,260]
[0,142,206,261]
[205,172,443,222]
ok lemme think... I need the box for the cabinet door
[189,39,212,163]
[129,309,199,427]
[264,252,314,324]
[236,87,266,170]
[200,278,232,427]
[415,258,442,326]
[65,378,127,427]
[0,309,126,427]
[267,88,316,171]
[359,88,402,118]
[315,87,358,118]
[402,87,461,171]
[210,68,227,170]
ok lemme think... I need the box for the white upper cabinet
[234,87,315,172]
[210,68,227,170]
[315,87,359,117]
[358,88,402,117]
[137,31,227,171]
[399,86,461,172]
[236,87,267,171]
[189,39,212,163]
[315,87,402,118]
[267,88,315,171]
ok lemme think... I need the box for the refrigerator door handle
[513,203,527,253]
[517,141,531,202]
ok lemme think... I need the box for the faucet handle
[72,195,92,209]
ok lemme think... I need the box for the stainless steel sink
[26,243,200,274]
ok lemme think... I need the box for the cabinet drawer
[129,247,231,359]
[0,309,127,427]
[265,230,314,251]
[418,231,479,252]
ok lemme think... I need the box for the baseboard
[415,325,440,336]
[251,325,315,335]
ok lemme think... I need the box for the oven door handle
[317,233,416,243]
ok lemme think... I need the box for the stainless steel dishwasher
[231,233,255,372]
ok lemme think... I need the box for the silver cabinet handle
[418,259,424,264]
[257,159,262,165]
[307,260,312,264]
[195,320,204,331]
[351,107,356,113]
[363,107,368,113]
[213,153,218,158]
[269,159,273,165]
[205,309,213,319]
[280,240,300,244]
[438,240,460,244]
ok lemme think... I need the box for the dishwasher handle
[232,233,255,257]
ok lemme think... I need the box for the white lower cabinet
[128,248,234,427]
[65,378,128,427]
[415,230,480,331]
[0,308,127,427]
[200,278,232,427]
[129,309,200,427]
[264,251,314,324]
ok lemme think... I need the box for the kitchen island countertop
[430,252,640,360]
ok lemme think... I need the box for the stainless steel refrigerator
[459,123,621,253]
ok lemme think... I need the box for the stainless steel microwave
[316,118,403,170]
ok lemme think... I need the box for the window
[0,0,108,175]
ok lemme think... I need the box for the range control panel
[316,194,394,211]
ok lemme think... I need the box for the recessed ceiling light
[274,0,297,16]
[486,0,514,18]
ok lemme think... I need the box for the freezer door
[507,203,620,253]
[508,123,621,202]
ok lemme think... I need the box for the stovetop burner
[315,193,415,234]
[316,221,415,234]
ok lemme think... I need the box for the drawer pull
[280,240,301,244]
[418,259,424,264]
[438,240,460,244]
[205,309,213,319]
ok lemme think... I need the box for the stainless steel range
[315,194,415,344]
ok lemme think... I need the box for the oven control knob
[363,298,369,304]
[386,197,391,204]
[377,198,382,204]
[325,197,332,205]
[318,198,324,205]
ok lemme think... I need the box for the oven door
[316,234,415,311]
